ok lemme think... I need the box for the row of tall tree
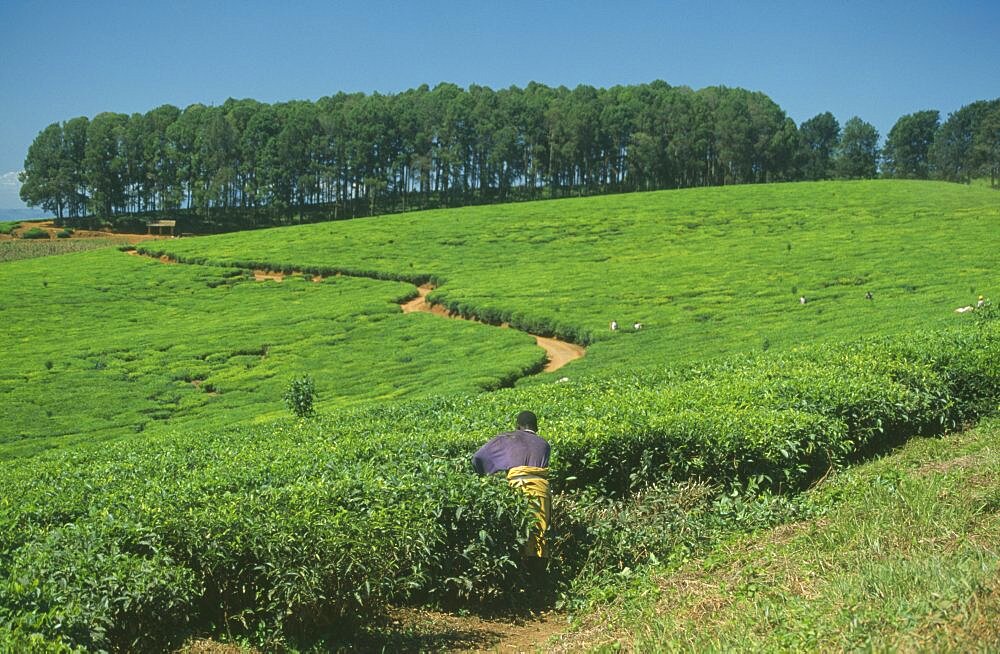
[18,82,1000,229]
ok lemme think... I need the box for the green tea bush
[975,298,997,324]
[0,444,535,649]
[554,481,718,580]
[430,289,593,345]
[409,462,535,604]
[553,479,809,594]
[284,375,317,418]
[55,229,74,239]
[0,520,198,652]
[0,625,79,653]
[168,470,432,642]
[20,228,50,240]
[135,247,438,288]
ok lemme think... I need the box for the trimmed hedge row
[0,454,535,651]
[427,287,594,344]
[130,246,595,345]
[132,246,440,288]
[1,321,998,650]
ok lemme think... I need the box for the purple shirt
[472,429,550,475]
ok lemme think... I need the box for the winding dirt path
[129,251,585,374]
[534,336,586,373]
[400,284,584,372]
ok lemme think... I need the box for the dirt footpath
[178,609,566,653]
[401,285,585,372]
[384,607,567,652]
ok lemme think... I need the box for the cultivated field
[0,219,166,262]
[5,180,997,456]
[0,251,540,458]
[0,238,119,263]
[2,319,998,650]
[143,180,999,374]
[0,179,998,651]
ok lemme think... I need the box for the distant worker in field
[610,320,618,331]
[633,322,643,330]
[800,296,807,305]
[472,411,552,564]
[978,295,986,308]
[865,291,873,301]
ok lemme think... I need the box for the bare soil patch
[176,639,255,654]
[913,454,980,476]
[175,609,565,653]
[377,607,566,653]
[401,284,453,317]
[2,220,168,244]
[534,336,585,373]
[253,269,285,282]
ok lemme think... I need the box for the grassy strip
[561,417,1000,653]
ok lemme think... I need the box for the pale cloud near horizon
[0,170,28,209]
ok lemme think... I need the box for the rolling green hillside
[2,320,998,651]
[146,180,998,375]
[0,251,541,457]
[2,180,997,456]
[1,179,999,651]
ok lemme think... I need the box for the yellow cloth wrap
[506,465,551,558]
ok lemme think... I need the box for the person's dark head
[516,410,537,432]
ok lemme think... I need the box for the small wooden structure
[147,220,176,236]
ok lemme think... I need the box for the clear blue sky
[2,0,998,208]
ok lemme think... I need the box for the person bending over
[472,411,552,562]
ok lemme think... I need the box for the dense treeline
[17,81,1000,230]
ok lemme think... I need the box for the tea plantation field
[0,250,541,458]
[1,179,999,651]
[144,180,999,374]
[2,319,999,651]
[4,180,996,456]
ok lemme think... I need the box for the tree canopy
[798,112,840,181]
[930,99,1000,186]
[883,110,939,179]
[18,82,1000,231]
[835,117,880,180]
